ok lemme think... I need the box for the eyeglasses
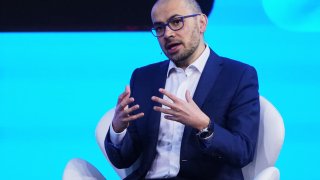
[151,13,201,37]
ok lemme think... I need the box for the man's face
[151,0,202,66]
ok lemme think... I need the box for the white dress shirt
[110,45,210,178]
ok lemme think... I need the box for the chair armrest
[254,166,280,180]
[63,158,105,180]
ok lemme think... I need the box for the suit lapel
[140,61,169,176]
[148,60,169,145]
[181,50,224,147]
[193,50,224,108]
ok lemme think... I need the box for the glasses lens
[152,25,165,37]
[168,17,183,31]
[151,29,158,37]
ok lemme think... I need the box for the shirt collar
[167,44,210,77]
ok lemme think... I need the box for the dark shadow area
[0,0,214,31]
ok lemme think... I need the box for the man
[105,0,260,179]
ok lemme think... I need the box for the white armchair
[63,96,285,180]
[242,96,285,180]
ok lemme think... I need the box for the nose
[163,25,175,39]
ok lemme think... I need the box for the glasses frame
[151,13,201,37]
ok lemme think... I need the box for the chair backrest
[242,96,285,179]
[96,96,285,179]
[95,108,130,179]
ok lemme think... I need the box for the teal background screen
[1,0,320,179]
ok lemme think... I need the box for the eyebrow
[152,14,183,25]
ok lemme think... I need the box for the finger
[123,104,140,115]
[153,106,177,116]
[125,85,131,96]
[117,97,134,111]
[123,112,144,121]
[117,85,130,103]
[117,91,128,104]
[164,115,179,121]
[151,96,176,109]
[159,88,179,102]
[123,85,131,100]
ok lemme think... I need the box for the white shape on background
[262,0,320,32]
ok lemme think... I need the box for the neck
[176,42,206,70]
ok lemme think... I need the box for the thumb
[125,85,131,96]
[185,90,192,103]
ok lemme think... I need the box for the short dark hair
[185,0,203,14]
[154,0,203,14]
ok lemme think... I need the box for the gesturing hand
[112,86,144,133]
[151,88,210,131]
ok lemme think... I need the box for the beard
[165,27,200,67]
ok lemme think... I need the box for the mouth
[165,42,182,54]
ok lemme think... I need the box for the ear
[199,14,208,33]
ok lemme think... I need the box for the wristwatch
[196,121,214,139]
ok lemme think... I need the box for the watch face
[197,122,214,139]
[199,131,212,139]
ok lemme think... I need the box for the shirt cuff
[109,124,127,146]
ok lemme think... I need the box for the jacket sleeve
[104,68,142,169]
[198,66,260,168]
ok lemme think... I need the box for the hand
[151,88,209,131]
[112,85,144,133]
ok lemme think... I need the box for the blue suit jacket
[105,50,260,180]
